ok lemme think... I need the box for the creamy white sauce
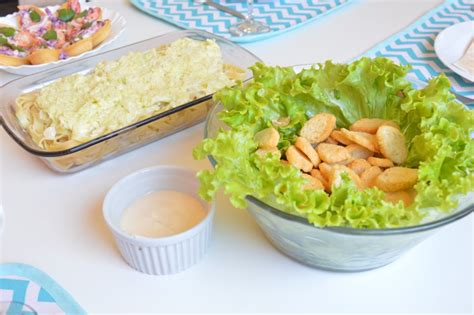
[120,190,207,238]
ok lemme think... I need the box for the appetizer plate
[0,5,126,76]
[434,21,474,83]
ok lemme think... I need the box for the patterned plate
[130,0,352,43]
[364,0,473,100]
[0,5,126,76]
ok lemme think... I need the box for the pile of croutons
[254,113,418,207]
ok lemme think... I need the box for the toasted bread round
[329,165,363,191]
[376,125,408,165]
[318,163,332,181]
[300,113,336,144]
[0,54,29,66]
[91,19,111,47]
[254,127,280,149]
[286,145,313,173]
[295,136,320,167]
[324,136,339,145]
[28,48,60,65]
[345,143,374,160]
[350,118,400,134]
[17,5,44,27]
[341,128,378,152]
[367,157,394,168]
[348,159,371,175]
[63,38,93,56]
[301,173,325,190]
[384,190,415,207]
[360,166,383,189]
[310,169,330,191]
[316,143,352,164]
[374,167,418,192]
[330,130,353,145]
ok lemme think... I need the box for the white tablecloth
[1,0,472,313]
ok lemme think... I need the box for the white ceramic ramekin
[103,166,215,275]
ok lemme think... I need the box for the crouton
[350,118,400,134]
[367,157,394,168]
[300,113,336,144]
[348,159,371,175]
[374,167,418,192]
[376,125,408,164]
[360,166,383,188]
[295,137,320,167]
[341,128,378,152]
[286,145,313,172]
[254,127,280,149]
[316,143,352,164]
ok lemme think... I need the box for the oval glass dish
[0,30,261,173]
[204,70,474,272]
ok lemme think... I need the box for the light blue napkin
[0,263,85,315]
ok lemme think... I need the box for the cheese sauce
[120,190,207,238]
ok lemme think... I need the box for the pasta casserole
[15,37,244,151]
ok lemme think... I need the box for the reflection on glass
[0,301,38,315]
[230,0,271,37]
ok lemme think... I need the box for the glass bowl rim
[203,64,474,236]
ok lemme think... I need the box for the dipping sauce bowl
[103,166,215,275]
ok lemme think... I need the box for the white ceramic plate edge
[0,5,126,75]
[434,21,474,83]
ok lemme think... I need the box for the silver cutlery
[195,0,246,20]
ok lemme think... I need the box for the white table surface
[1,0,473,313]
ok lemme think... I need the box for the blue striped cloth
[130,0,352,43]
[365,0,473,102]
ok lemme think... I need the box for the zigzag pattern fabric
[0,264,85,315]
[130,0,351,43]
[365,0,473,99]
[0,276,63,315]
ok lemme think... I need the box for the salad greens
[0,27,15,37]
[0,36,25,52]
[57,8,76,22]
[42,29,57,41]
[29,9,41,23]
[81,22,93,30]
[76,10,88,19]
[193,57,474,229]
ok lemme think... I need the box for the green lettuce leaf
[194,57,474,228]
[401,76,474,210]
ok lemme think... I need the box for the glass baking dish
[0,30,261,173]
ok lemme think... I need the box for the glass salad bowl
[204,92,474,272]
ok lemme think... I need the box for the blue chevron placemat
[0,263,85,315]
[364,0,473,100]
[130,0,352,43]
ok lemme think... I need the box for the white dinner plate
[0,5,126,76]
[434,21,474,83]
